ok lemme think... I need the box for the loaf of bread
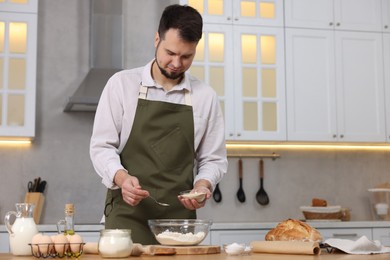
[265,219,322,242]
[312,198,327,207]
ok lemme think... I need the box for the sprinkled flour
[156,230,206,245]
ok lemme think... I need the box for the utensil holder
[24,192,45,224]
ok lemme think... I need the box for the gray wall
[1,0,389,225]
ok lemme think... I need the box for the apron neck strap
[139,84,192,106]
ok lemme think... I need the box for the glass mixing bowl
[148,219,212,246]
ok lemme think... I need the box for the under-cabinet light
[226,142,390,151]
[0,139,32,145]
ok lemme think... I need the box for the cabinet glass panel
[262,68,276,97]
[0,94,2,125]
[242,67,257,97]
[242,34,257,63]
[0,21,4,52]
[259,2,275,19]
[11,0,29,3]
[263,102,276,131]
[189,0,224,16]
[208,0,224,15]
[7,94,24,126]
[194,34,204,61]
[243,102,258,130]
[210,66,224,96]
[9,22,27,53]
[241,1,276,19]
[188,0,204,13]
[0,58,3,89]
[9,58,26,90]
[241,1,256,17]
[209,33,224,62]
[261,35,275,64]
[189,66,205,81]
[220,101,225,119]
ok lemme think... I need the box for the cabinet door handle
[385,25,389,29]
[227,17,231,21]
[336,22,340,26]
[329,22,333,26]
[340,134,344,138]
[332,233,358,238]
[333,134,337,138]
[237,133,241,137]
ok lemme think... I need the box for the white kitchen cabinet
[181,0,283,27]
[383,34,390,141]
[210,229,268,246]
[383,0,390,33]
[0,1,37,139]
[190,24,286,141]
[372,228,390,246]
[286,28,386,142]
[285,0,382,32]
[318,227,372,241]
[183,0,286,141]
[0,232,10,253]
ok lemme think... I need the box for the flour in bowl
[156,230,206,245]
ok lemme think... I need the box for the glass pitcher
[4,203,39,255]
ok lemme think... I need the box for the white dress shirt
[90,60,228,190]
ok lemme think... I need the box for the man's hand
[114,169,149,206]
[178,180,212,210]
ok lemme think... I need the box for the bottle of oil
[63,203,75,235]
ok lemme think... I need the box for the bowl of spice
[148,219,212,246]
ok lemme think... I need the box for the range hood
[64,0,123,112]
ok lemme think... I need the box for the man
[90,4,227,244]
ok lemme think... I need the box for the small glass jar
[98,229,133,258]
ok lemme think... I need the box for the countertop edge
[1,221,390,233]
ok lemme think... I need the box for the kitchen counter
[1,221,390,232]
[0,252,390,259]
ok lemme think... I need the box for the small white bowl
[224,243,246,255]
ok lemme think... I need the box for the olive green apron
[104,84,196,245]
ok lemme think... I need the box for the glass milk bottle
[4,203,39,255]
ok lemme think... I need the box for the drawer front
[318,228,372,241]
[372,228,390,246]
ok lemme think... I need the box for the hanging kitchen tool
[213,183,222,203]
[256,159,269,205]
[236,158,246,203]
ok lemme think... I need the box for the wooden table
[1,252,390,260]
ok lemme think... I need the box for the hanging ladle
[256,159,269,205]
[213,183,222,203]
[236,158,246,203]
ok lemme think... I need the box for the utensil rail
[227,152,280,160]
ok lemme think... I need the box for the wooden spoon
[256,159,269,205]
[236,158,246,203]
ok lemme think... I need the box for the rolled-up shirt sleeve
[90,72,138,189]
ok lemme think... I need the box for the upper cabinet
[0,0,37,139]
[383,0,390,33]
[285,0,383,32]
[286,29,386,142]
[383,34,390,141]
[183,0,286,141]
[184,0,284,27]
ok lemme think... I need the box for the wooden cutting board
[152,245,221,255]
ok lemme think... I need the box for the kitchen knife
[37,180,47,193]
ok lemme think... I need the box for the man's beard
[155,57,184,80]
